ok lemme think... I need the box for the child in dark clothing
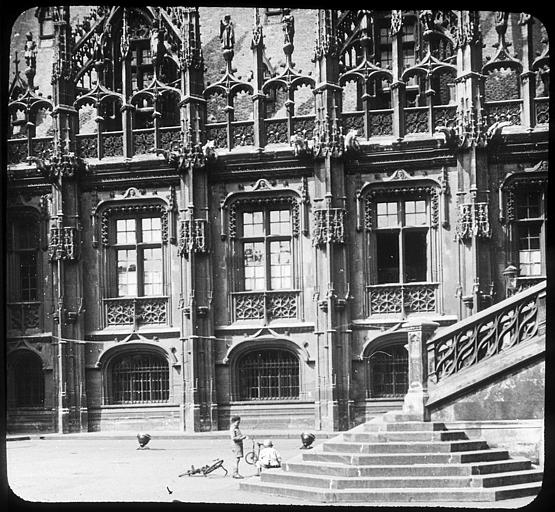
[230,415,248,478]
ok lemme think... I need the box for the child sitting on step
[255,439,282,476]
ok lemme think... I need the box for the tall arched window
[367,345,408,398]
[236,349,299,400]
[106,352,169,404]
[9,352,44,407]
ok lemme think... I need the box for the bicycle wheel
[245,452,256,465]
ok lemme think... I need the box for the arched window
[106,352,169,404]
[236,349,299,401]
[9,352,44,407]
[367,345,408,398]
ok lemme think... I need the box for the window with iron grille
[237,349,299,400]
[238,209,293,291]
[110,215,164,298]
[107,352,169,404]
[374,198,429,284]
[9,352,44,407]
[8,215,40,302]
[367,345,408,398]
[515,189,545,277]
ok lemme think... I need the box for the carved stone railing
[7,302,42,333]
[133,128,155,155]
[231,120,255,148]
[483,99,523,127]
[404,107,429,134]
[341,111,364,134]
[534,97,549,125]
[368,109,394,137]
[265,118,289,145]
[205,122,227,149]
[428,281,546,384]
[432,105,457,129]
[292,115,315,139]
[159,126,182,152]
[516,276,546,293]
[76,133,97,159]
[103,297,168,327]
[8,139,30,165]
[102,131,124,158]
[231,290,300,322]
[367,282,439,315]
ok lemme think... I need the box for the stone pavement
[5,433,543,507]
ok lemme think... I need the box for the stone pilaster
[402,321,439,421]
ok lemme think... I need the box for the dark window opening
[108,353,169,404]
[237,349,299,400]
[377,232,399,284]
[404,230,427,282]
[368,345,408,398]
[10,353,44,407]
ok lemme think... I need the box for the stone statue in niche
[344,128,361,152]
[282,11,295,46]
[24,32,37,70]
[220,15,235,51]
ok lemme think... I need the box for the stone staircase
[240,412,543,503]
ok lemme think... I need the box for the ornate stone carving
[430,285,542,383]
[101,204,169,246]
[28,147,88,183]
[104,297,168,326]
[228,196,300,239]
[7,302,41,331]
[178,218,208,256]
[49,226,78,261]
[312,208,346,246]
[455,202,491,241]
[364,185,439,231]
[368,283,438,315]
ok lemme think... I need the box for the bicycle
[244,438,263,465]
[178,458,228,477]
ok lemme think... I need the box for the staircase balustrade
[427,281,545,385]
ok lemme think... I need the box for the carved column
[251,8,266,151]
[176,7,216,432]
[519,13,536,130]
[454,11,492,315]
[390,10,406,141]
[402,321,439,421]
[42,7,88,434]
[120,9,134,159]
[312,9,352,431]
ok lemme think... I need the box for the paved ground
[5,434,544,508]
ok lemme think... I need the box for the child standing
[230,415,248,479]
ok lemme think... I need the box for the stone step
[284,458,533,478]
[322,439,489,454]
[239,480,542,503]
[259,469,543,490]
[343,430,468,442]
[364,421,447,432]
[302,448,510,465]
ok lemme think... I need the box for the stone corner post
[401,320,439,421]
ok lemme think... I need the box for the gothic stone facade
[6,7,548,433]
